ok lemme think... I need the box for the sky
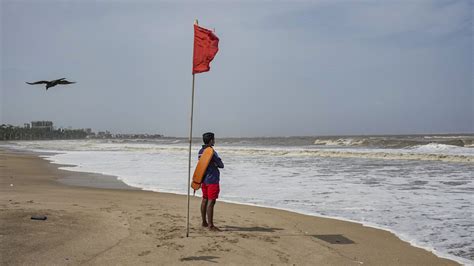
[1,0,472,137]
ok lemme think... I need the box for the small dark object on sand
[31,215,47,221]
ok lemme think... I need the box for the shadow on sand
[180,256,219,263]
[221,225,283,233]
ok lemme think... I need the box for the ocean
[3,135,474,265]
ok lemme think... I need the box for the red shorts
[201,183,220,200]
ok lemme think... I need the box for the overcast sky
[1,0,472,137]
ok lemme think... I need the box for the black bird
[26,78,76,90]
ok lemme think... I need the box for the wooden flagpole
[186,19,199,238]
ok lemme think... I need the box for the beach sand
[0,149,458,265]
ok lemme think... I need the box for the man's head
[202,132,215,146]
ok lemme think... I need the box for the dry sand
[0,148,458,265]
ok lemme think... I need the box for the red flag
[193,25,219,74]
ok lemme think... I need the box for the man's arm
[213,152,224,168]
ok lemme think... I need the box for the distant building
[31,121,53,131]
[97,130,112,138]
[24,123,31,129]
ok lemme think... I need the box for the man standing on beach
[199,132,224,231]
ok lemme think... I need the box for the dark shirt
[198,145,224,184]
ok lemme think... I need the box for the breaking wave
[313,135,473,148]
[3,139,473,164]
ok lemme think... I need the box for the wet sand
[0,148,458,265]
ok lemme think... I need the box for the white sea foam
[3,139,474,265]
[409,143,474,155]
[313,138,365,146]
[5,140,473,161]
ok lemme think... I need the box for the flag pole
[186,19,199,238]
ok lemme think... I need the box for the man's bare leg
[201,198,208,227]
[207,199,221,231]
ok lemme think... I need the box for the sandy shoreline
[0,148,459,265]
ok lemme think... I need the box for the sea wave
[409,143,471,153]
[313,138,367,146]
[4,140,474,163]
[218,146,473,163]
[313,136,473,148]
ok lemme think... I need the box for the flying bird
[26,78,76,90]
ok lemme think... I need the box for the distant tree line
[0,124,88,140]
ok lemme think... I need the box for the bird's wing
[57,80,76,84]
[26,81,49,85]
[51,78,66,83]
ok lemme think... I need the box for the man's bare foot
[209,225,221,231]
[202,222,209,227]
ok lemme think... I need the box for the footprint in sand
[99,207,113,212]
[138,250,151,256]
[240,234,250,239]
[226,237,239,244]
[198,240,230,253]
[259,236,277,243]
[157,242,184,250]
[149,221,163,227]
[274,249,290,263]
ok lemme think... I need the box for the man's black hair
[202,132,215,144]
